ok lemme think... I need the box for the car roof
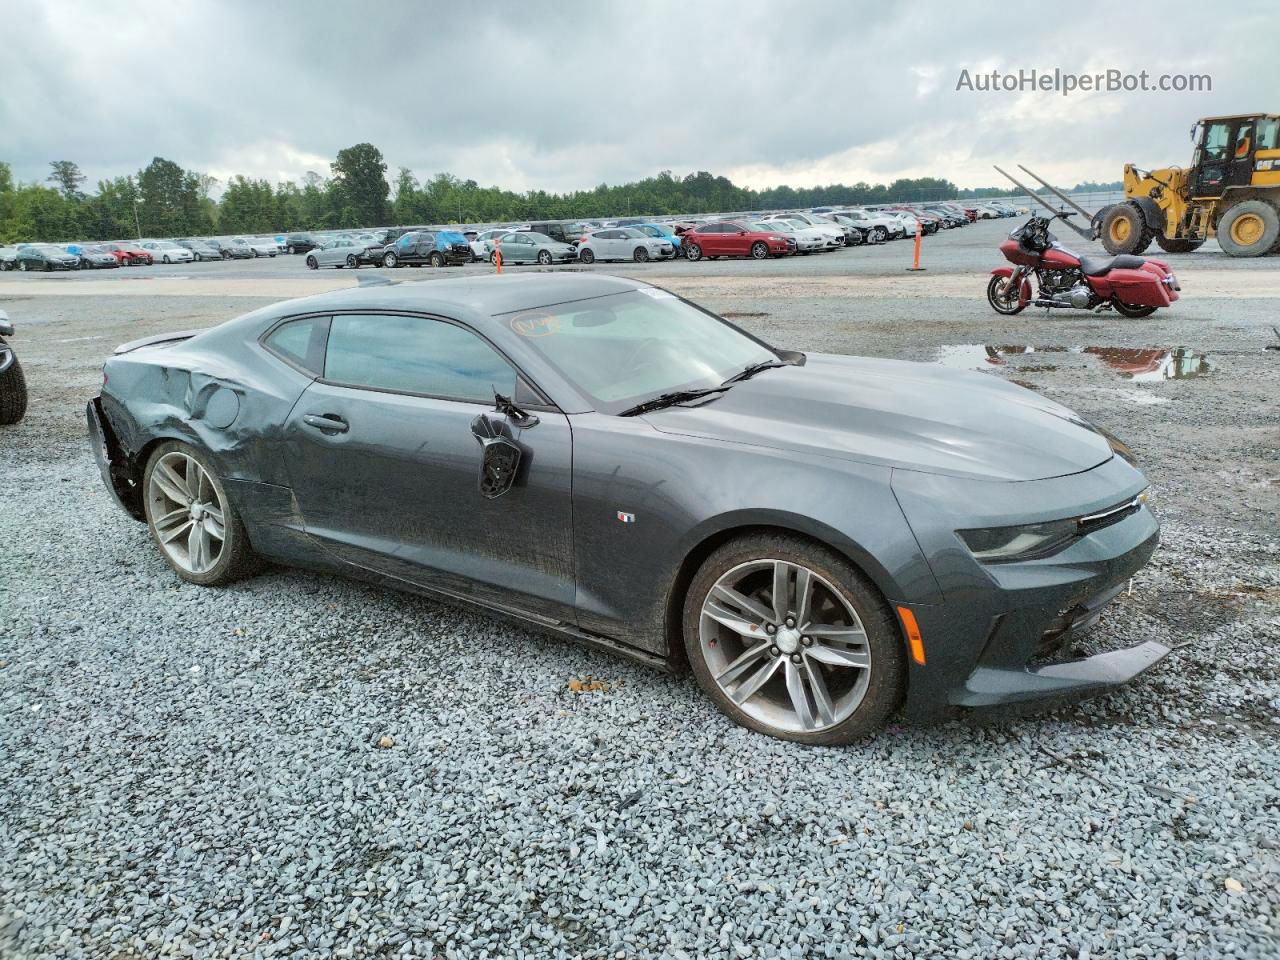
[261,273,648,321]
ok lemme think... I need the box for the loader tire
[1216,200,1280,258]
[1154,236,1205,254]
[1101,203,1154,256]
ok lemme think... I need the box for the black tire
[537,249,553,265]
[682,532,904,745]
[1112,300,1158,318]
[142,440,261,586]
[1101,202,1154,255]
[750,241,768,259]
[579,247,596,264]
[0,353,28,425]
[286,245,295,255]
[346,254,359,269]
[383,252,398,268]
[987,274,1026,315]
[429,252,445,268]
[685,243,702,262]
[17,261,27,272]
[633,246,650,262]
[1154,236,1205,254]
[489,250,500,265]
[221,251,231,260]
[872,227,887,243]
[1216,200,1280,258]
[306,255,318,270]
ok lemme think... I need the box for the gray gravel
[2,221,1278,959]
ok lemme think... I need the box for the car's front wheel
[537,249,553,265]
[429,251,445,268]
[143,441,259,586]
[346,254,359,269]
[578,248,596,264]
[750,241,768,259]
[685,243,702,262]
[683,533,903,744]
[383,252,399,268]
[306,255,318,270]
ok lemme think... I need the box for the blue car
[633,223,682,256]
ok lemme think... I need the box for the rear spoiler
[114,329,203,355]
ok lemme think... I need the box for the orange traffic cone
[905,220,925,272]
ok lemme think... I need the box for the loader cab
[1190,114,1280,197]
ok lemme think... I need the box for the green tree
[47,160,86,198]
[137,157,209,236]
[330,143,389,227]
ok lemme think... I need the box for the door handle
[302,413,349,433]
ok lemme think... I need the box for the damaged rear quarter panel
[100,324,316,490]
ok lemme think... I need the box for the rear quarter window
[263,316,331,376]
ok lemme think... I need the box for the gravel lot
[2,220,1277,959]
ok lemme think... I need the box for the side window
[1256,118,1279,151]
[1203,122,1231,158]
[264,316,330,376]
[324,314,516,402]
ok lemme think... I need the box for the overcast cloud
[2,0,1273,194]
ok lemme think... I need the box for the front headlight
[956,518,1078,563]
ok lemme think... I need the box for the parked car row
[1,199,1028,275]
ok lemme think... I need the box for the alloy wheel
[147,451,227,575]
[699,559,872,734]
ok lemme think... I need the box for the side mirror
[470,414,523,499]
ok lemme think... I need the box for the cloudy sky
[2,1,1272,195]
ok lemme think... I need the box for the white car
[238,238,279,258]
[835,209,903,242]
[138,240,195,264]
[575,228,672,263]
[765,213,844,249]
[752,220,824,253]
[470,229,512,261]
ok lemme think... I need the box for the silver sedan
[304,237,366,269]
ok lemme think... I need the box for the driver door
[279,311,577,621]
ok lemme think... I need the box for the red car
[681,221,793,261]
[103,243,154,266]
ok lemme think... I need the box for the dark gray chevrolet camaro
[88,273,1168,743]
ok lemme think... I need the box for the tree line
[0,143,1119,244]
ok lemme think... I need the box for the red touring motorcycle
[988,214,1180,318]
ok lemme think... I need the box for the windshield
[749,222,779,233]
[500,289,776,414]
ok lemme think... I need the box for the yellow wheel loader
[998,114,1280,258]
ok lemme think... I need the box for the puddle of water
[935,344,1211,381]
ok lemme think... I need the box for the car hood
[641,353,1114,482]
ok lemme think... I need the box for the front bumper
[892,457,1165,716]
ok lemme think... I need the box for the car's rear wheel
[0,352,28,425]
[430,251,445,268]
[17,261,27,272]
[685,243,702,262]
[143,441,259,586]
[306,255,318,270]
[750,241,768,259]
[537,249,553,265]
[346,254,359,269]
[384,252,399,268]
[683,533,903,744]
[579,248,596,264]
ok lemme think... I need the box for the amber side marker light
[897,606,926,665]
